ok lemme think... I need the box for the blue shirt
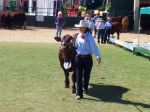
[105,21,112,28]
[93,15,99,21]
[88,20,95,32]
[75,32,101,59]
[55,17,64,26]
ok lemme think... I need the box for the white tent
[36,0,54,16]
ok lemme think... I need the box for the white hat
[74,20,89,28]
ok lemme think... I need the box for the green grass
[0,43,150,112]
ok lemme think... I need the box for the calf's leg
[72,71,76,93]
[64,70,70,88]
[117,31,120,40]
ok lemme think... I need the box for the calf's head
[61,34,75,51]
[60,34,76,61]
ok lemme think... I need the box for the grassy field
[0,43,150,112]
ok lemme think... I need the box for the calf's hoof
[72,90,76,94]
[54,37,61,42]
[64,85,69,88]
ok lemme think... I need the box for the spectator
[55,11,65,42]
[95,18,105,43]
[84,12,91,21]
[104,17,112,44]
[93,12,100,38]
[88,16,94,34]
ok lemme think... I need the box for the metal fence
[109,10,134,17]
[0,6,57,16]
[0,6,134,18]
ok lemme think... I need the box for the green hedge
[9,0,17,12]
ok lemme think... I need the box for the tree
[60,2,67,16]
[105,0,111,11]
[9,0,17,12]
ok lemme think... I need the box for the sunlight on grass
[0,43,149,112]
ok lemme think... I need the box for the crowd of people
[84,12,112,44]
[54,11,112,44]
[54,11,103,99]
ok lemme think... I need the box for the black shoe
[98,40,100,43]
[54,36,61,42]
[57,37,61,42]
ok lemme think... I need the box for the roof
[140,7,150,14]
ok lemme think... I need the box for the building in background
[0,0,63,16]
[0,1,3,10]
[0,0,150,30]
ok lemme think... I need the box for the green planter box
[133,47,150,59]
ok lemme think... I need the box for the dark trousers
[104,28,111,43]
[75,55,93,97]
[97,29,105,43]
[94,27,97,38]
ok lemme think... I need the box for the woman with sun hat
[74,20,102,99]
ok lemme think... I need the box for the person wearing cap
[74,20,102,99]
[95,18,105,43]
[104,17,112,43]
[55,11,65,41]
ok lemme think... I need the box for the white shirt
[75,32,101,59]
[95,21,105,30]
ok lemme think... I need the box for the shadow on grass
[85,84,150,109]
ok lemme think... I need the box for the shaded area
[87,84,150,109]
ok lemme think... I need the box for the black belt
[77,54,91,58]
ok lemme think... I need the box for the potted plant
[105,2,111,11]
[78,5,86,17]
[60,3,67,16]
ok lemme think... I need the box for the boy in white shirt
[95,18,105,43]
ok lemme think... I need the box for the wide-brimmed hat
[74,20,89,28]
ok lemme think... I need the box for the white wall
[36,0,54,16]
